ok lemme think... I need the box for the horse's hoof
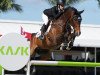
[24,67,27,71]
[66,47,71,50]
[60,47,63,50]
[31,72,36,75]
[60,46,66,50]
[30,66,36,75]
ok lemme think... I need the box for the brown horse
[30,7,84,59]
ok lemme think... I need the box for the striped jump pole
[0,65,2,75]
[30,60,100,67]
[0,65,4,75]
[26,60,100,75]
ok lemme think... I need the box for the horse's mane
[65,6,79,15]
[52,6,79,26]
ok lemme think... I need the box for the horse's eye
[78,17,82,22]
[73,15,77,21]
[78,17,81,20]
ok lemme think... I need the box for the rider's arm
[52,7,63,19]
[54,12,63,19]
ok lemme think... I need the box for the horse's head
[64,7,84,36]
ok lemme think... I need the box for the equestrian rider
[38,2,65,40]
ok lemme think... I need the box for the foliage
[0,0,22,12]
[45,0,84,6]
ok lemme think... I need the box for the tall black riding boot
[38,24,47,40]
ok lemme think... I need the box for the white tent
[0,20,100,47]
[74,24,100,47]
[0,20,99,75]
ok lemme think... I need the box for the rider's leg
[40,24,47,35]
[38,13,49,40]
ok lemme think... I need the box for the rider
[38,2,65,40]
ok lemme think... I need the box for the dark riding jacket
[43,6,63,20]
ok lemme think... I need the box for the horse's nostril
[79,32,81,35]
[75,32,81,36]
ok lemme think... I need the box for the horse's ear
[79,10,84,14]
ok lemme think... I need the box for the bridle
[66,12,82,34]
[64,10,82,48]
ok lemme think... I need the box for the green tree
[97,0,100,7]
[0,0,22,12]
[46,0,100,8]
[45,0,84,6]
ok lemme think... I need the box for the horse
[30,6,84,59]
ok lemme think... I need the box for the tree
[45,0,84,6]
[0,0,22,12]
[97,0,100,7]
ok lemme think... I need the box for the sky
[0,0,50,21]
[0,0,100,25]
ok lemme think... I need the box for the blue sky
[0,0,100,25]
[0,0,51,21]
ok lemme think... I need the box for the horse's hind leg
[40,50,51,60]
[30,44,37,56]
[30,45,38,75]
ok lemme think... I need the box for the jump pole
[0,65,4,75]
[26,60,100,75]
[30,60,100,67]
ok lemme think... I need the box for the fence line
[30,60,100,67]
[0,65,4,75]
[26,60,100,75]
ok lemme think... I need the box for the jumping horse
[30,6,84,60]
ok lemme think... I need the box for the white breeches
[42,13,48,25]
